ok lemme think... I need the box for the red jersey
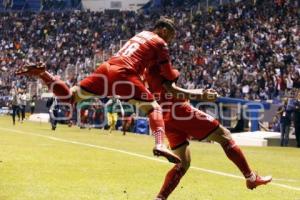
[145,64,182,105]
[108,31,175,80]
[145,64,220,149]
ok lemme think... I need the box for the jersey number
[117,42,140,57]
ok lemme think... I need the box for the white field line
[1,127,300,192]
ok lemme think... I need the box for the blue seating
[0,0,4,11]
[0,0,75,11]
[11,0,26,10]
[27,0,41,11]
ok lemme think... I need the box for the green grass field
[0,116,300,200]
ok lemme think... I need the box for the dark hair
[154,17,175,33]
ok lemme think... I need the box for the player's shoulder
[136,31,167,46]
[151,33,168,47]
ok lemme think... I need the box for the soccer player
[144,65,272,200]
[105,97,123,133]
[15,17,190,164]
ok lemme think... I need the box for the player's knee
[128,99,159,114]
[179,152,191,171]
[70,86,81,103]
[214,126,233,146]
[173,144,191,171]
[70,86,95,103]
[219,125,231,135]
[181,159,190,171]
[142,102,160,115]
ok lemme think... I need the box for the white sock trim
[246,172,256,182]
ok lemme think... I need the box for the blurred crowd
[0,0,299,101]
[168,0,300,100]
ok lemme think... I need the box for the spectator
[277,98,293,146]
[3,0,11,9]
[46,97,59,130]
[0,0,299,112]
[10,88,21,125]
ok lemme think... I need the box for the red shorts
[79,62,154,101]
[164,103,220,150]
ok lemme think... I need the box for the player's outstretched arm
[163,81,218,102]
[15,62,46,76]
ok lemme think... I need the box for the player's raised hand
[168,83,219,102]
[190,89,219,102]
[195,88,219,102]
[182,88,219,102]
[15,62,46,76]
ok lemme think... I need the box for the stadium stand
[27,0,41,11]
[11,0,26,10]
[0,0,299,136]
[0,0,299,101]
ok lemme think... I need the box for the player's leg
[17,64,101,128]
[207,125,272,189]
[16,64,73,102]
[122,119,127,135]
[16,63,101,103]
[122,117,132,135]
[128,100,165,145]
[156,144,190,200]
[128,99,180,164]
[109,115,114,133]
[107,112,113,132]
[110,113,118,132]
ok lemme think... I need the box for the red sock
[148,107,165,145]
[157,164,186,199]
[39,72,72,102]
[222,140,252,178]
